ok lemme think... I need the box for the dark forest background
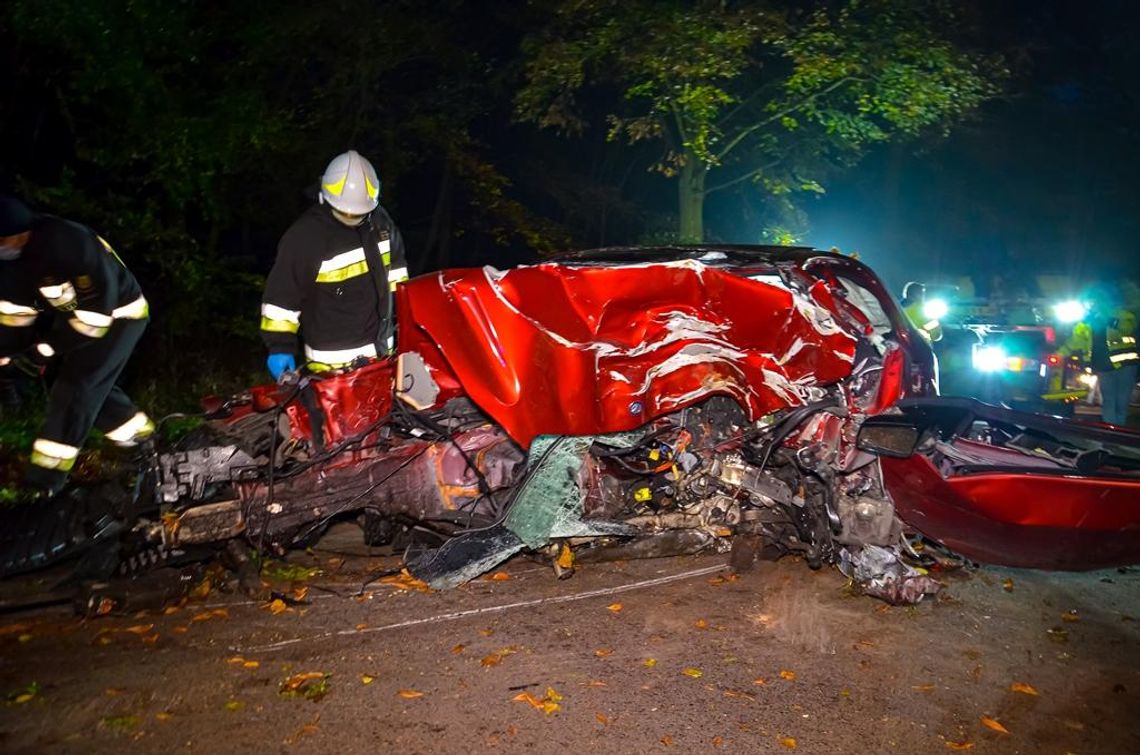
[3,0,1137,412]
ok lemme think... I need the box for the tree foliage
[516,0,1007,242]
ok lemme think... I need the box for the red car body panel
[881,455,1140,570]
[396,262,860,447]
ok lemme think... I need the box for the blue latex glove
[266,353,296,381]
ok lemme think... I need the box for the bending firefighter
[261,150,409,379]
[0,196,153,497]
[1056,284,1138,426]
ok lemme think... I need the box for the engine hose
[751,396,844,472]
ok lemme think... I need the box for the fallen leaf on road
[172,626,189,635]
[607,603,623,612]
[227,656,246,665]
[280,672,331,701]
[682,668,703,679]
[479,628,494,637]
[486,571,511,581]
[694,619,708,630]
[1061,610,1080,623]
[779,670,796,681]
[142,633,160,646]
[267,598,288,615]
[355,623,368,631]
[660,735,674,746]
[1046,628,1069,644]
[586,680,607,687]
[512,690,560,715]
[378,569,431,592]
[980,716,1009,734]
[361,674,375,685]
[481,655,502,668]
[225,700,245,712]
[780,736,797,748]
[1002,578,1014,592]
[595,648,613,657]
[753,677,767,686]
[712,735,724,747]
[397,689,424,698]
[596,712,609,725]
[124,624,154,635]
[723,689,755,700]
[643,658,657,668]
[8,682,40,704]
[945,740,975,750]
[155,711,173,722]
[243,660,259,669]
[1009,682,1038,695]
[452,644,466,654]
[293,586,309,601]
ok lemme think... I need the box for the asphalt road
[0,529,1137,754]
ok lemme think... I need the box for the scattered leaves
[596,712,609,725]
[712,735,724,747]
[945,740,975,750]
[694,619,708,630]
[266,599,288,615]
[753,678,768,686]
[361,674,375,685]
[595,648,613,658]
[224,700,245,712]
[682,668,703,679]
[124,624,154,635]
[643,658,658,668]
[279,672,332,701]
[1009,682,1038,696]
[607,602,623,612]
[780,736,797,748]
[397,689,424,699]
[1002,578,1014,592]
[980,716,1009,734]
[485,571,511,581]
[155,711,174,722]
[1060,610,1080,623]
[912,684,935,692]
[479,628,494,637]
[452,644,466,654]
[512,688,561,715]
[779,670,797,681]
[660,735,674,746]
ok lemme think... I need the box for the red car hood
[397,261,861,447]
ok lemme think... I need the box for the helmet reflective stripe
[39,282,77,309]
[35,343,55,358]
[304,342,377,365]
[319,150,381,215]
[260,302,301,334]
[31,438,80,471]
[0,300,38,326]
[104,411,155,445]
[315,247,369,283]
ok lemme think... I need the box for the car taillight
[1046,354,1061,367]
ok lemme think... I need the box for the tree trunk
[678,157,707,243]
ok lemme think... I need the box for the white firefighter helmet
[319,150,381,215]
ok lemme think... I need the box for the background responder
[901,281,943,342]
[260,150,409,379]
[0,196,153,497]
[1056,283,1138,426]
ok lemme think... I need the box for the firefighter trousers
[1099,364,1138,427]
[25,318,148,493]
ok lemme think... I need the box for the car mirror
[857,423,920,459]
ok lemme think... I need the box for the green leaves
[517,0,1005,242]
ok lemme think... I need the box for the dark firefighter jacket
[260,203,409,366]
[0,215,148,359]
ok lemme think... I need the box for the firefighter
[0,196,153,497]
[260,150,409,379]
[1056,285,1138,426]
[901,281,943,342]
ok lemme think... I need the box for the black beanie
[0,196,33,236]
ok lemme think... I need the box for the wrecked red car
[3,246,1137,605]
